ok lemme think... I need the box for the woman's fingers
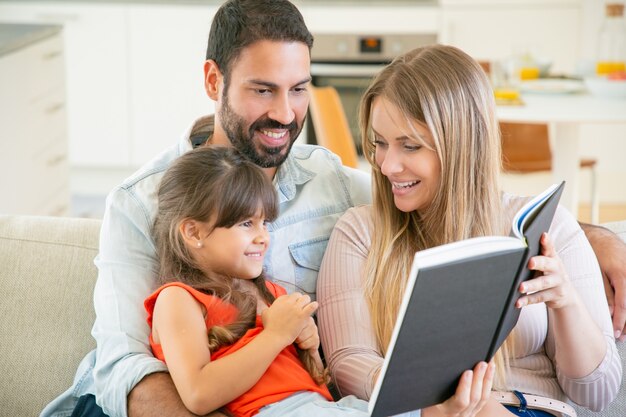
[478,361,495,410]
[517,233,576,309]
[540,232,557,257]
[436,361,493,417]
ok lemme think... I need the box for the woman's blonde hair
[153,146,326,384]
[359,44,510,387]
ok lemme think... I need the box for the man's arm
[580,222,626,341]
[128,373,230,417]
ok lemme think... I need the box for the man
[42,1,626,416]
[42,2,367,417]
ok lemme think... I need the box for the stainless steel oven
[308,33,437,153]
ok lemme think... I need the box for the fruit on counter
[494,88,520,100]
[596,61,625,75]
[607,70,626,80]
[519,66,540,80]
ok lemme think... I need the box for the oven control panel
[311,33,437,63]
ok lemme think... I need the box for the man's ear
[204,59,222,101]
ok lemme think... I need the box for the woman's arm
[518,233,607,376]
[520,208,622,410]
[317,207,383,399]
[152,287,316,415]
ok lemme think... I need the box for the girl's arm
[152,286,316,416]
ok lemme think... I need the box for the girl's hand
[261,292,318,347]
[295,317,320,351]
[517,233,578,310]
[424,361,495,417]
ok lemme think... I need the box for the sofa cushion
[0,215,623,416]
[0,215,101,416]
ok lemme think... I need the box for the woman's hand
[261,292,318,347]
[423,361,496,417]
[517,233,578,310]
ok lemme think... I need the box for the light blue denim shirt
[41,115,371,417]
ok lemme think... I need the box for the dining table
[496,90,626,219]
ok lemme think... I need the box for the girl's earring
[196,241,203,248]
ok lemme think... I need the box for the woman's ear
[204,59,222,101]
[179,219,204,249]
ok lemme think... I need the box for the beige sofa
[0,215,624,416]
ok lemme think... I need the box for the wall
[2,0,625,208]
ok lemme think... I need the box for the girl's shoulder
[264,280,288,297]
[145,282,237,327]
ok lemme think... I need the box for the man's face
[217,40,311,168]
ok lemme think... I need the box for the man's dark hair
[206,0,314,83]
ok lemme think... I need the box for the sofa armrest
[0,215,101,416]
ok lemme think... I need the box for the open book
[368,182,565,417]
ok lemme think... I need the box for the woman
[317,44,621,417]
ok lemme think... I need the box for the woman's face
[371,97,441,213]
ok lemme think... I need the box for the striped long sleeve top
[317,194,622,412]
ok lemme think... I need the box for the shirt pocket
[288,237,329,299]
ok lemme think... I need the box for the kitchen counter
[0,23,61,57]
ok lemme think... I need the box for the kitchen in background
[0,0,624,221]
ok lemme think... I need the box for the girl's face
[195,209,270,279]
[371,97,441,213]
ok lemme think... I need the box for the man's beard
[219,95,303,168]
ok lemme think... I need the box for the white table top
[496,93,626,124]
[495,91,626,219]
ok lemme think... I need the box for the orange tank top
[144,281,332,417]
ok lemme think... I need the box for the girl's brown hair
[153,146,326,384]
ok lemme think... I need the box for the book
[368,181,565,417]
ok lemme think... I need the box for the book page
[511,182,561,240]
[413,236,523,269]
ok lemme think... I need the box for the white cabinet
[440,1,582,74]
[0,2,131,167]
[0,29,70,216]
[61,5,130,167]
[0,2,218,169]
[127,4,217,164]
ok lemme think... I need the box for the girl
[147,146,372,417]
[318,45,622,417]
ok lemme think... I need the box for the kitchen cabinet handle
[45,102,65,114]
[46,154,67,167]
[42,50,62,61]
[49,204,69,216]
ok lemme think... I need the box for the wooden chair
[308,85,359,168]
[500,122,599,223]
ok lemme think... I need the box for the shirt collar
[274,150,316,203]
